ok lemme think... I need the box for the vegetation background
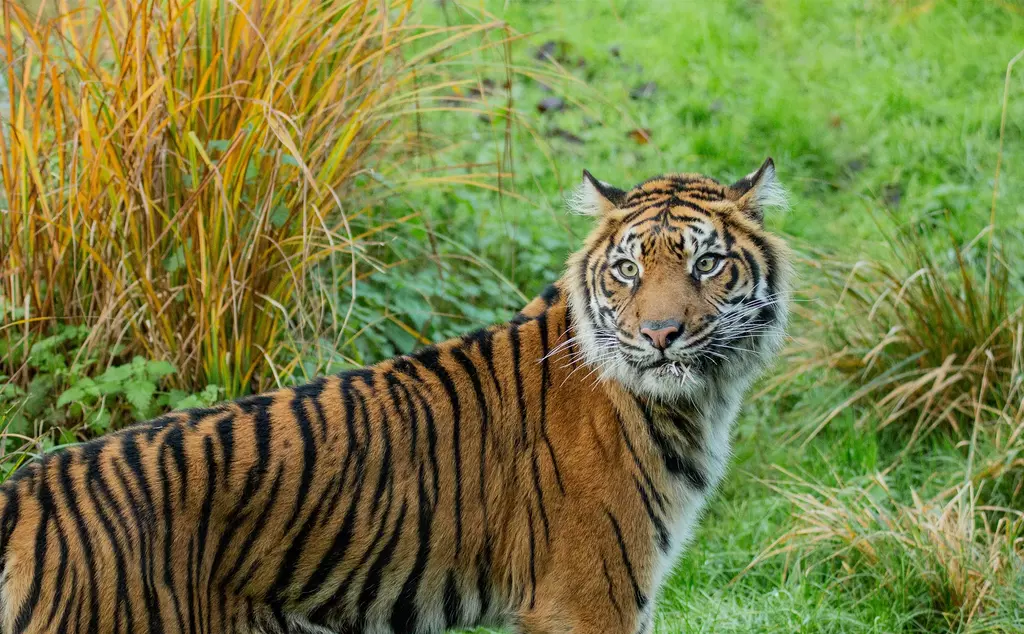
[2,0,1023,631]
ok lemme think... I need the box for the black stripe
[395,362,441,508]
[463,328,502,405]
[195,436,218,626]
[613,412,666,513]
[443,571,461,627]
[357,500,409,619]
[724,262,740,291]
[530,455,550,544]
[536,313,565,494]
[371,377,397,522]
[414,348,464,553]
[55,568,78,633]
[110,453,162,634]
[539,283,560,305]
[309,474,395,624]
[43,511,69,627]
[13,463,51,634]
[300,450,367,602]
[526,505,537,610]
[636,399,709,490]
[82,444,134,634]
[269,485,331,603]
[55,452,102,634]
[164,425,188,505]
[186,534,198,634]
[476,550,491,619]
[509,327,528,449]
[390,464,434,633]
[157,429,188,633]
[385,371,416,464]
[224,465,286,594]
[602,557,625,623]
[338,374,359,482]
[215,414,235,481]
[740,247,761,292]
[286,382,321,535]
[449,347,491,539]
[606,509,647,611]
[634,476,669,552]
[0,489,21,574]
[746,232,778,294]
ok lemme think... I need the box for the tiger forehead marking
[0,160,790,634]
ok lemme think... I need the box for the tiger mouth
[646,359,691,378]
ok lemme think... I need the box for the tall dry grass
[1,0,513,397]
[785,231,1021,447]
[758,471,1024,632]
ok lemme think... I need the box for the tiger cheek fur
[0,160,789,634]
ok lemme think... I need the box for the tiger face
[566,159,791,401]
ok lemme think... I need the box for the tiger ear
[728,158,788,224]
[568,170,627,216]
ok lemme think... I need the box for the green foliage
[0,323,223,458]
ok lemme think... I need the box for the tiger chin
[0,159,790,634]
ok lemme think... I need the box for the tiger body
[0,161,790,634]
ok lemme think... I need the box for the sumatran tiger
[0,159,790,634]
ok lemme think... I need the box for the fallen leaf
[883,183,903,207]
[844,158,865,174]
[548,128,585,144]
[537,97,566,114]
[630,81,658,100]
[534,40,573,63]
[627,128,652,144]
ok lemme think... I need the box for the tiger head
[565,159,791,401]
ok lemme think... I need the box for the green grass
[417,0,1024,259]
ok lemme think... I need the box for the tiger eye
[615,260,639,279]
[695,255,719,274]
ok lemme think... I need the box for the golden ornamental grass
[0,0,512,397]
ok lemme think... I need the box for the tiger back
[0,159,790,634]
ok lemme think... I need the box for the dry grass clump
[782,229,1021,446]
[759,471,1024,632]
[1,0,512,397]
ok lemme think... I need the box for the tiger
[0,158,790,634]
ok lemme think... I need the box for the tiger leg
[516,592,641,634]
[514,565,645,634]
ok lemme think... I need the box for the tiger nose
[639,319,682,350]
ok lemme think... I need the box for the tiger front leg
[515,582,649,634]
[514,542,655,634]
